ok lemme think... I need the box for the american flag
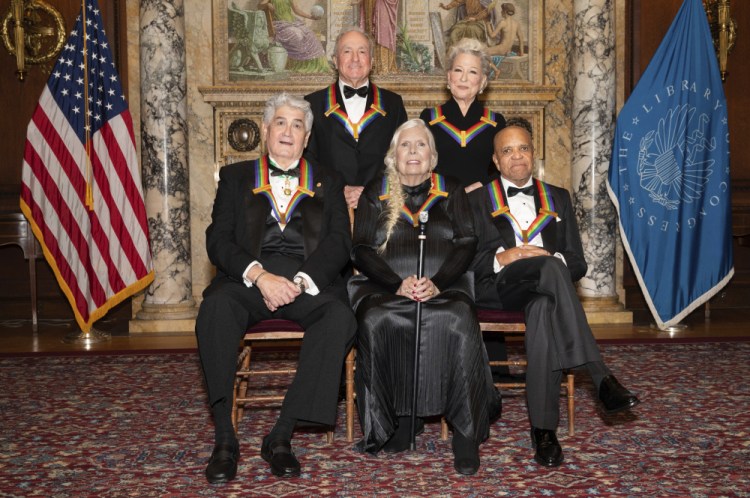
[20,0,153,332]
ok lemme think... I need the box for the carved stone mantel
[199,80,560,166]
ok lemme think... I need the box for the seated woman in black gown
[349,119,500,476]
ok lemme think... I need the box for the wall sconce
[1,0,65,81]
[703,0,737,82]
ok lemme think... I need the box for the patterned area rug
[1,342,749,497]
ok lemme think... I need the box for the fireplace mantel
[199,80,560,165]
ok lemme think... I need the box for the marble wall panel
[185,0,216,306]
[542,0,575,190]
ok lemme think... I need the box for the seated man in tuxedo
[469,117,640,467]
[196,93,356,483]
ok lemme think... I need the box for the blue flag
[607,0,733,329]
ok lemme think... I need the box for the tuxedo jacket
[469,176,588,307]
[205,158,351,294]
[304,83,407,186]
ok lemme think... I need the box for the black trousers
[493,256,602,429]
[195,276,356,428]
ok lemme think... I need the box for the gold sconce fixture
[1,0,66,81]
[703,0,737,82]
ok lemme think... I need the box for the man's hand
[496,244,550,267]
[256,273,301,311]
[344,185,364,209]
[396,275,439,302]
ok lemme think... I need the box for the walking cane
[410,211,429,451]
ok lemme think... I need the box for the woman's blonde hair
[446,37,491,80]
[379,119,438,252]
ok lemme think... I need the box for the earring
[446,84,450,90]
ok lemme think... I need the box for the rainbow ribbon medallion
[486,178,557,243]
[380,173,449,227]
[252,156,315,224]
[428,106,497,148]
[325,84,386,140]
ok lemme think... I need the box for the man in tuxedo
[305,26,407,209]
[196,93,356,483]
[469,117,640,467]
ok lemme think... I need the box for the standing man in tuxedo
[469,117,640,468]
[196,93,356,483]
[305,26,407,209]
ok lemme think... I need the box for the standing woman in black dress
[349,119,500,475]
[421,37,510,379]
[420,37,507,193]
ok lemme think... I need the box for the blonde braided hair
[378,119,439,253]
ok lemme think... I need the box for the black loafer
[530,427,563,467]
[205,441,239,484]
[261,436,301,478]
[598,375,640,414]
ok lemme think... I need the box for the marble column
[570,0,627,317]
[135,0,197,327]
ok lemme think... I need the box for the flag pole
[63,0,109,345]
[63,326,111,345]
[62,0,107,345]
[649,323,688,334]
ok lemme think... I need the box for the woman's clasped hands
[396,275,439,302]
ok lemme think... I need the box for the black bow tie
[343,85,368,99]
[269,164,299,178]
[507,185,535,197]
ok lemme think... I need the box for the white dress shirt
[493,177,567,273]
[339,79,369,125]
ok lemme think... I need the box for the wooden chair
[232,210,360,443]
[232,319,345,443]
[440,309,575,439]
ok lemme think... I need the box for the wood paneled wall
[625,0,750,321]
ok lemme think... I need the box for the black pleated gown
[349,175,501,454]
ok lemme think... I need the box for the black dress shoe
[383,417,424,454]
[530,428,563,467]
[205,441,239,484]
[261,436,301,478]
[452,433,480,476]
[598,375,640,414]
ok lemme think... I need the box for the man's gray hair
[262,92,313,132]
[334,25,375,60]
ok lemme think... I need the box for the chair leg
[232,345,252,434]
[345,348,356,442]
[441,418,449,440]
[566,373,575,436]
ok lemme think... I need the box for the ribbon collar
[486,178,557,244]
[428,106,497,148]
[324,84,386,139]
[252,156,315,224]
[379,173,448,227]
